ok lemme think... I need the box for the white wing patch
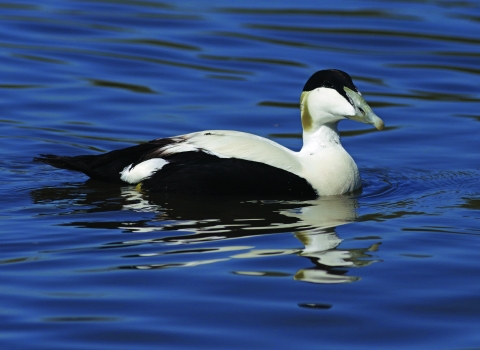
[159,139,229,159]
[120,158,169,184]
[158,142,199,156]
[182,130,302,174]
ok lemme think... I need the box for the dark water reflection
[2,0,480,349]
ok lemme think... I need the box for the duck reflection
[31,180,381,283]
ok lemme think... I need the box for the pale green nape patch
[135,183,143,191]
[300,91,312,132]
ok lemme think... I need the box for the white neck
[301,122,341,154]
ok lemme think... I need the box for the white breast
[298,146,360,196]
[298,125,361,195]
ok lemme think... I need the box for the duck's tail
[34,154,87,171]
[34,153,124,183]
[34,140,168,183]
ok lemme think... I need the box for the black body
[35,141,317,198]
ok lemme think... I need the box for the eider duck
[35,69,384,198]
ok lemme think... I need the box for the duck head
[300,69,384,132]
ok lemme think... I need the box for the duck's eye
[322,80,333,88]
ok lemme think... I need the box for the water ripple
[2,0,480,348]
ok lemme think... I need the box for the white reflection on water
[116,188,380,283]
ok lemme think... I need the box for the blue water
[1,0,480,349]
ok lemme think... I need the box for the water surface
[1,0,480,349]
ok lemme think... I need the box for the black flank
[142,151,317,198]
